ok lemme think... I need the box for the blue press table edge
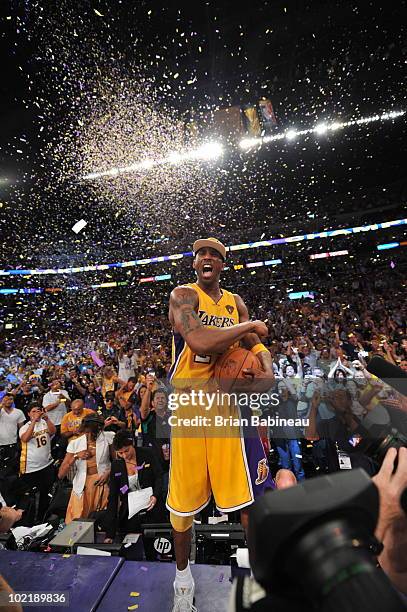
[89,555,125,612]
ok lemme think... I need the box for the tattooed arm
[169,286,268,355]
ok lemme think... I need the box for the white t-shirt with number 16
[19,419,53,474]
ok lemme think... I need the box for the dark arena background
[0,2,406,612]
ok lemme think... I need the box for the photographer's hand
[373,447,407,541]
[373,448,407,595]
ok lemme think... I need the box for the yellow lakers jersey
[170,283,239,388]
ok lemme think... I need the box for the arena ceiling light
[239,109,405,150]
[314,123,328,135]
[1,218,405,277]
[82,141,223,180]
[81,110,404,178]
[309,249,349,260]
[285,129,298,140]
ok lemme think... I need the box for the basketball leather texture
[214,347,261,393]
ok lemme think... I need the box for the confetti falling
[72,219,87,234]
[0,0,405,336]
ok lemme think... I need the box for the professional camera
[230,469,405,611]
[356,404,407,466]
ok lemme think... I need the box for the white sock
[175,562,194,587]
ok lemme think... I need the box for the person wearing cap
[58,413,115,523]
[167,237,275,611]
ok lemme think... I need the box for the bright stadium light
[237,109,405,154]
[82,109,405,180]
[82,141,224,179]
[239,137,261,149]
[138,159,156,170]
[314,123,328,135]
[195,141,224,160]
[167,151,183,165]
[285,129,298,140]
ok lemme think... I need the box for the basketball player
[168,237,275,612]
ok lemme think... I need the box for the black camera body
[246,470,405,611]
[248,469,378,598]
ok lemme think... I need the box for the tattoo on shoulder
[173,289,198,308]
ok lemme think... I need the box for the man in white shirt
[42,379,71,461]
[19,404,56,522]
[118,347,137,383]
[0,394,26,478]
[42,380,70,427]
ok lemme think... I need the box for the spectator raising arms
[19,403,56,523]
[118,346,138,383]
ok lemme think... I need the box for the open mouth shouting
[201,263,214,279]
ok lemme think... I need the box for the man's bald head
[275,469,297,490]
[71,399,85,415]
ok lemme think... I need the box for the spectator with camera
[42,379,70,431]
[18,403,56,524]
[64,368,86,401]
[305,387,377,475]
[100,391,126,433]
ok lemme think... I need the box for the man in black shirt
[340,333,362,362]
[64,368,86,401]
[14,381,40,418]
[140,382,171,498]
[99,392,126,433]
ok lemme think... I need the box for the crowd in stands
[0,264,405,542]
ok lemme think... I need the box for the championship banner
[243,106,261,137]
[211,105,244,142]
[258,98,277,129]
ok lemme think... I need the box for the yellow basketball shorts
[166,402,255,516]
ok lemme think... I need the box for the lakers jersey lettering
[198,311,235,328]
[170,283,239,388]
